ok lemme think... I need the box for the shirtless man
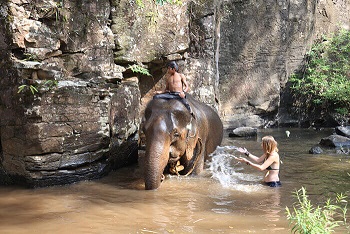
[154,61,193,115]
[155,61,189,97]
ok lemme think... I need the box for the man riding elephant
[140,62,223,190]
[153,61,193,116]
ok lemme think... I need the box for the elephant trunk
[144,137,170,190]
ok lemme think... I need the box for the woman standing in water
[237,135,281,187]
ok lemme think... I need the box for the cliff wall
[0,0,348,186]
[218,0,350,128]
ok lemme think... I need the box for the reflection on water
[0,128,349,233]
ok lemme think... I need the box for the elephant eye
[173,131,180,137]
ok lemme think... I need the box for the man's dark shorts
[153,92,192,113]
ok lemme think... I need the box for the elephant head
[140,94,223,190]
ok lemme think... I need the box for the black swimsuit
[266,165,279,170]
[265,159,281,187]
[265,181,282,187]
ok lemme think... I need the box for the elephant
[139,93,223,190]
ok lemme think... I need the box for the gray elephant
[140,93,223,190]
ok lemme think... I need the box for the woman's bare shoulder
[271,152,280,159]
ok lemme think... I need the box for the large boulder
[320,135,350,148]
[335,126,350,138]
[0,0,140,187]
[229,127,257,138]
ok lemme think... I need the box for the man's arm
[164,73,171,92]
[181,74,189,92]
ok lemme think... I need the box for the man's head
[167,61,179,72]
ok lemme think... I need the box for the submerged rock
[335,126,350,138]
[309,146,323,154]
[228,127,257,137]
[320,134,350,147]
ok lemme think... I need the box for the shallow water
[0,128,349,233]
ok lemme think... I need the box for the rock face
[218,0,350,128]
[0,0,140,186]
[0,0,349,186]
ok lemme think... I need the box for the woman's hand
[237,147,248,154]
[237,157,251,166]
[237,157,247,163]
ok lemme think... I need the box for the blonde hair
[262,135,278,157]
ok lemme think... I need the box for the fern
[128,64,151,76]
[17,80,58,96]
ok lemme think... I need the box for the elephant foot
[169,161,184,176]
[176,164,184,172]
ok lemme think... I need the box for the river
[0,128,349,233]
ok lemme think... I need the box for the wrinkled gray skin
[141,94,223,190]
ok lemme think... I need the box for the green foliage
[42,80,59,90]
[289,29,350,115]
[135,0,145,8]
[23,53,39,62]
[286,187,348,234]
[135,0,182,8]
[18,84,38,95]
[146,11,158,25]
[128,64,151,76]
[18,80,58,95]
[155,0,182,5]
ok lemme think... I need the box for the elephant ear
[183,137,203,176]
[179,117,203,175]
[182,118,203,175]
[185,117,197,138]
[183,117,197,159]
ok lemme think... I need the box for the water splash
[207,146,262,192]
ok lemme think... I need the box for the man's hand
[179,91,185,98]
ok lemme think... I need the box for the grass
[286,187,348,234]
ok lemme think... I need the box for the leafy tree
[290,29,350,116]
